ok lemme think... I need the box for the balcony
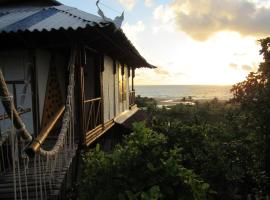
[129,90,135,108]
[84,97,102,135]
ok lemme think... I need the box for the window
[118,64,127,102]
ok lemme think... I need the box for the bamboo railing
[129,90,135,107]
[25,105,65,157]
[84,97,102,134]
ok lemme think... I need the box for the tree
[231,37,270,184]
[79,123,209,200]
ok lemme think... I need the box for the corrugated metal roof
[0,5,109,33]
[0,0,61,6]
[0,4,156,68]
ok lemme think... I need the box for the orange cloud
[170,0,270,40]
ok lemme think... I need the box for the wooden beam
[99,54,104,129]
[113,59,116,75]
[84,97,102,103]
[29,49,40,136]
[77,47,85,147]
[25,105,65,157]
[121,63,124,76]
[100,53,104,72]
[0,108,31,121]
[6,80,26,84]
[128,66,130,77]
[113,59,116,117]
[132,68,135,91]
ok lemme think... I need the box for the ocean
[135,85,233,101]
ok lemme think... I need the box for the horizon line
[135,84,233,86]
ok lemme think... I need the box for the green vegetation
[151,102,268,199]
[80,123,209,200]
[135,95,157,111]
[79,37,270,199]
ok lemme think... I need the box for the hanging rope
[0,48,77,200]
[0,94,33,200]
[8,95,17,200]
[39,49,76,157]
[0,71,32,142]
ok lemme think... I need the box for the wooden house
[0,0,154,199]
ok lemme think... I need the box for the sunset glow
[59,0,267,85]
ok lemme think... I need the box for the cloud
[154,4,175,23]
[229,63,238,69]
[242,64,252,71]
[154,67,170,75]
[122,21,145,43]
[118,0,154,10]
[229,63,257,71]
[169,0,270,40]
[175,72,185,76]
[233,52,247,57]
[118,0,136,10]
[145,0,154,7]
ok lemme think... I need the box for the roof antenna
[96,0,124,29]
[96,0,109,21]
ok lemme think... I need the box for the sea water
[135,85,232,100]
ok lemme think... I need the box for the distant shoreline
[136,84,233,87]
[135,85,232,103]
[154,97,228,106]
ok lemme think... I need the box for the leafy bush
[231,37,270,183]
[135,95,157,111]
[79,122,210,200]
[155,121,267,199]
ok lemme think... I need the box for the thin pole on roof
[99,2,122,14]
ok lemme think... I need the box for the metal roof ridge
[52,5,111,26]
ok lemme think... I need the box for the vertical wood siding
[103,55,115,123]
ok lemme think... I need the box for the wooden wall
[103,56,115,123]
[103,55,131,124]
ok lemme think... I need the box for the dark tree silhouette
[231,37,270,184]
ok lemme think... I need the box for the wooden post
[132,68,135,91]
[99,54,104,130]
[29,49,40,136]
[77,48,85,147]
[12,84,17,109]
[121,64,124,102]
[128,66,130,78]
[113,59,116,117]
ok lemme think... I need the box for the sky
[59,0,270,85]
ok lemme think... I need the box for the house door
[83,50,102,133]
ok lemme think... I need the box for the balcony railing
[129,90,135,107]
[84,97,102,134]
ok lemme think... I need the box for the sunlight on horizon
[130,22,264,86]
[121,0,266,85]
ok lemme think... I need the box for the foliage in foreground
[79,122,209,200]
[130,97,269,199]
